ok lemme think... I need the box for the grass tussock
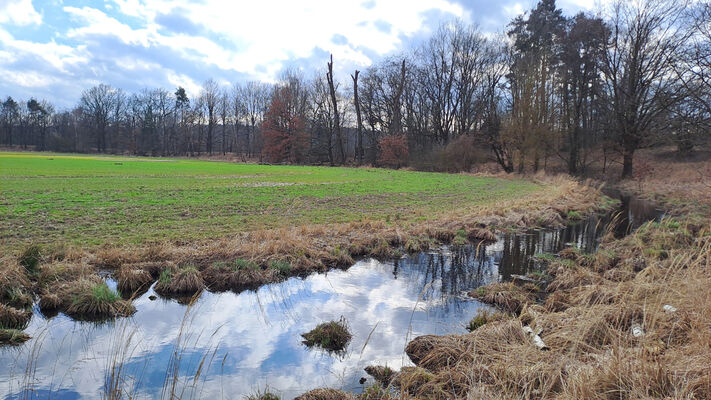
[468,282,537,314]
[364,365,396,387]
[0,329,30,345]
[115,266,154,294]
[18,244,42,274]
[0,303,32,329]
[301,317,352,352]
[294,389,354,400]
[154,265,204,296]
[466,309,509,331]
[0,259,33,310]
[66,281,135,320]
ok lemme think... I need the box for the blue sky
[0,0,597,108]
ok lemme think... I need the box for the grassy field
[0,152,541,248]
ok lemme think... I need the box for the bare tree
[351,70,364,164]
[200,79,220,155]
[326,54,345,164]
[80,84,117,153]
[601,0,690,177]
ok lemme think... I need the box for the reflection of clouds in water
[1,207,658,399]
[0,255,489,399]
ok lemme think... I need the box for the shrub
[377,135,409,168]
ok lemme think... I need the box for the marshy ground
[2,151,619,397]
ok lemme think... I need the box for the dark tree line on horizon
[1,0,709,178]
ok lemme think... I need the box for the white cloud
[0,0,42,26]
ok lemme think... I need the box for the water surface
[0,191,662,399]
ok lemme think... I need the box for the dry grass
[0,258,32,307]
[392,190,711,399]
[294,389,355,400]
[154,265,204,296]
[0,303,32,329]
[115,266,155,294]
[468,282,538,314]
[364,365,396,387]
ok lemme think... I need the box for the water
[0,192,662,399]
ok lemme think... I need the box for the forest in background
[1,0,709,178]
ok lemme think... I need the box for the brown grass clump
[0,329,30,345]
[154,265,204,296]
[392,366,436,395]
[0,259,33,308]
[0,303,32,329]
[115,266,154,294]
[468,282,536,314]
[39,291,62,313]
[294,389,354,400]
[364,365,396,387]
[301,317,352,352]
[466,308,509,331]
[65,281,135,320]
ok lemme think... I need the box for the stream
[0,192,662,399]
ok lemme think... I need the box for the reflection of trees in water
[397,193,662,292]
[395,245,495,305]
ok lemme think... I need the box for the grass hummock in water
[0,303,32,330]
[301,317,352,352]
[115,266,155,294]
[154,265,204,296]
[0,329,30,345]
[66,282,135,320]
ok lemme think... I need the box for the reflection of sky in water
[0,195,661,399]
[0,252,493,399]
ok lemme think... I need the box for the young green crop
[1,152,541,248]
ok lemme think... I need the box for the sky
[0,0,598,108]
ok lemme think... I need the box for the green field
[0,152,541,248]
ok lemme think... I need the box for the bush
[411,135,488,172]
[377,135,409,168]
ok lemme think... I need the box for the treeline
[1,0,709,177]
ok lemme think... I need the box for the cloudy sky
[0,0,597,108]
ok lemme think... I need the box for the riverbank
[323,160,711,399]
[0,154,606,345]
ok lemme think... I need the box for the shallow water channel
[0,192,662,399]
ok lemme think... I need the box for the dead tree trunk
[351,70,364,165]
[327,54,345,164]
